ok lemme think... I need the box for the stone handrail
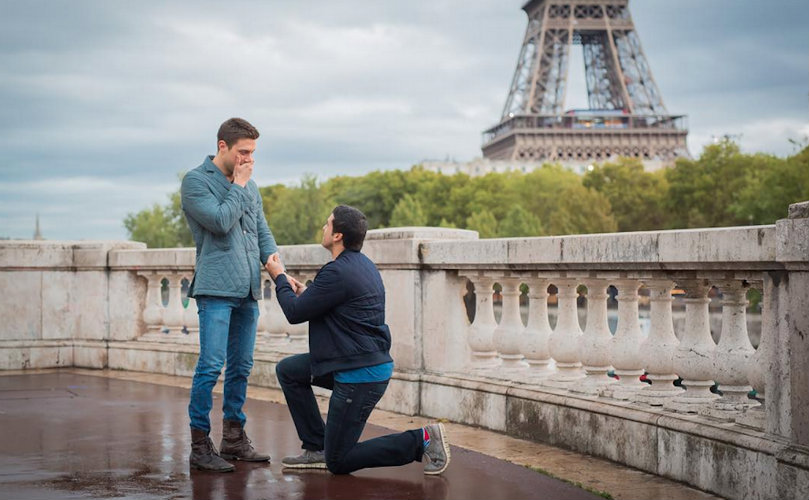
[1,204,807,500]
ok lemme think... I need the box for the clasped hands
[265,253,306,296]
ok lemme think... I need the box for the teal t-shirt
[334,361,394,383]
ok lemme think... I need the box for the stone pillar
[164,273,186,336]
[520,277,553,374]
[607,279,646,399]
[139,272,164,338]
[466,274,501,369]
[255,280,271,347]
[494,276,527,369]
[703,280,758,420]
[571,279,614,395]
[737,281,769,429]
[184,295,200,343]
[632,279,684,405]
[265,286,290,346]
[286,272,311,352]
[665,281,719,413]
[544,279,584,383]
[768,200,809,445]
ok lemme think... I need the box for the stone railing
[1,202,807,500]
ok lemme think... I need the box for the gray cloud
[0,0,807,239]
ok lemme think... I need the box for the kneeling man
[266,205,450,475]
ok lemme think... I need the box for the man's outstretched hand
[265,253,285,280]
[287,276,307,296]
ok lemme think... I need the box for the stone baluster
[163,273,186,336]
[665,281,720,413]
[632,279,684,405]
[255,280,271,348]
[572,279,615,395]
[703,280,758,420]
[184,291,200,344]
[139,272,164,338]
[265,285,291,345]
[286,272,311,351]
[464,273,500,369]
[544,279,584,384]
[494,276,527,369]
[606,279,646,399]
[737,281,768,429]
[520,277,553,374]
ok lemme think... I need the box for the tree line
[124,139,809,248]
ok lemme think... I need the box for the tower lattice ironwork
[482,0,688,165]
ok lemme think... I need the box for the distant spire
[33,213,43,240]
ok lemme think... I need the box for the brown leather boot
[220,419,271,462]
[190,427,235,472]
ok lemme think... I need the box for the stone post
[544,278,585,384]
[702,280,757,420]
[286,272,310,351]
[140,271,164,337]
[665,280,719,413]
[265,289,290,345]
[768,200,809,445]
[255,280,271,346]
[572,279,615,395]
[607,279,646,399]
[466,274,501,369]
[184,295,200,343]
[632,279,683,405]
[737,280,769,429]
[164,273,186,336]
[520,277,553,374]
[494,276,527,369]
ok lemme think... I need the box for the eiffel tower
[482,0,688,166]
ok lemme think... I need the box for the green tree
[730,145,809,224]
[665,139,762,228]
[389,194,428,226]
[124,173,192,248]
[466,210,498,238]
[583,158,669,231]
[514,165,617,235]
[265,174,333,245]
[124,203,184,248]
[498,204,544,237]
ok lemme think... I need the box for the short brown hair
[217,118,259,148]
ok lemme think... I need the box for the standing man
[266,205,451,475]
[181,117,276,472]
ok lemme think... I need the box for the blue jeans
[276,353,423,474]
[188,295,258,433]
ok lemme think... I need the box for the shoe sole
[281,462,328,469]
[191,463,235,472]
[424,423,451,475]
[220,454,270,462]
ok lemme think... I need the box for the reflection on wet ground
[0,372,602,499]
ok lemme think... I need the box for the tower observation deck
[482,0,688,165]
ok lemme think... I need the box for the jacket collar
[203,155,234,190]
[335,248,359,260]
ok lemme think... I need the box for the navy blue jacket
[274,249,393,377]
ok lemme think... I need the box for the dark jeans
[276,353,423,474]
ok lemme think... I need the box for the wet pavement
[0,372,603,500]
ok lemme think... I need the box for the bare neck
[330,243,345,260]
[212,154,233,181]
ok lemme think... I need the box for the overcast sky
[1,0,807,241]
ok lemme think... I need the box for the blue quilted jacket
[181,156,278,300]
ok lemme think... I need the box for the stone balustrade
[1,203,808,500]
